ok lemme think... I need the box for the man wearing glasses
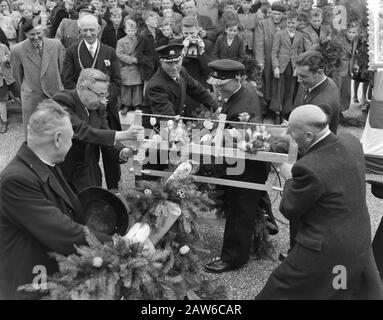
[61,13,123,192]
[53,68,143,194]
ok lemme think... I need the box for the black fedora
[367,180,383,199]
[77,187,129,235]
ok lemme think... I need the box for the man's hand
[274,67,280,79]
[115,125,144,142]
[279,163,293,180]
[196,37,205,55]
[119,147,134,161]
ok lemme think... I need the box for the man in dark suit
[145,43,218,118]
[61,13,122,191]
[294,50,340,134]
[256,104,383,299]
[204,60,272,273]
[0,101,112,300]
[54,68,142,193]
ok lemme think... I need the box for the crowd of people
[1,0,383,301]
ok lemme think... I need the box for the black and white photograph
[0,0,383,306]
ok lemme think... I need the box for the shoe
[0,118,7,134]
[203,258,240,273]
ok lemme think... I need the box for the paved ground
[1,97,382,300]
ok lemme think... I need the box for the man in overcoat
[0,101,112,300]
[254,2,286,112]
[203,59,271,273]
[10,17,63,135]
[54,68,142,193]
[61,13,122,190]
[256,104,383,300]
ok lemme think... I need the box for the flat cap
[156,43,184,62]
[271,2,287,13]
[76,3,96,14]
[207,59,245,85]
[22,16,44,34]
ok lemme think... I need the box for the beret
[271,2,287,13]
[22,16,43,34]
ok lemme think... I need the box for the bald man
[256,105,383,300]
[61,14,122,191]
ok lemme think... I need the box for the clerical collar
[308,76,326,93]
[37,154,55,167]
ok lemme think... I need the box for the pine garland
[18,227,226,300]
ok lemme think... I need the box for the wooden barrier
[122,110,298,191]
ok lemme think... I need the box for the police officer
[144,43,219,118]
[204,59,273,273]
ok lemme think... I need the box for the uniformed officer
[204,59,274,273]
[144,43,219,119]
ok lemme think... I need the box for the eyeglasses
[87,86,109,99]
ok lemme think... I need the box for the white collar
[84,39,99,51]
[37,154,55,167]
[308,76,327,93]
[287,29,295,37]
[306,128,331,152]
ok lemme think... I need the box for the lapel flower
[104,59,111,67]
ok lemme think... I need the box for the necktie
[303,89,309,101]
[89,45,95,58]
[36,44,43,58]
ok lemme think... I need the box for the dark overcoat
[220,85,269,266]
[61,40,122,130]
[256,133,383,299]
[0,143,111,299]
[145,66,218,117]
[53,90,125,193]
[301,77,340,135]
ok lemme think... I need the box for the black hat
[367,180,383,199]
[22,16,43,34]
[271,2,287,13]
[76,3,97,14]
[77,187,129,235]
[156,44,184,62]
[207,59,245,85]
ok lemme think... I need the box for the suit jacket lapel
[40,38,53,78]
[25,40,41,69]
[304,78,329,103]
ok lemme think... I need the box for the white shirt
[84,39,99,55]
[287,30,295,38]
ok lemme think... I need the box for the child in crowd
[0,42,16,133]
[157,22,174,46]
[17,4,32,43]
[297,12,308,32]
[136,10,162,92]
[101,7,125,49]
[270,10,304,123]
[116,18,143,115]
[237,0,259,55]
[212,18,246,63]
[338,21,359,115]
[216,0,240,35]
